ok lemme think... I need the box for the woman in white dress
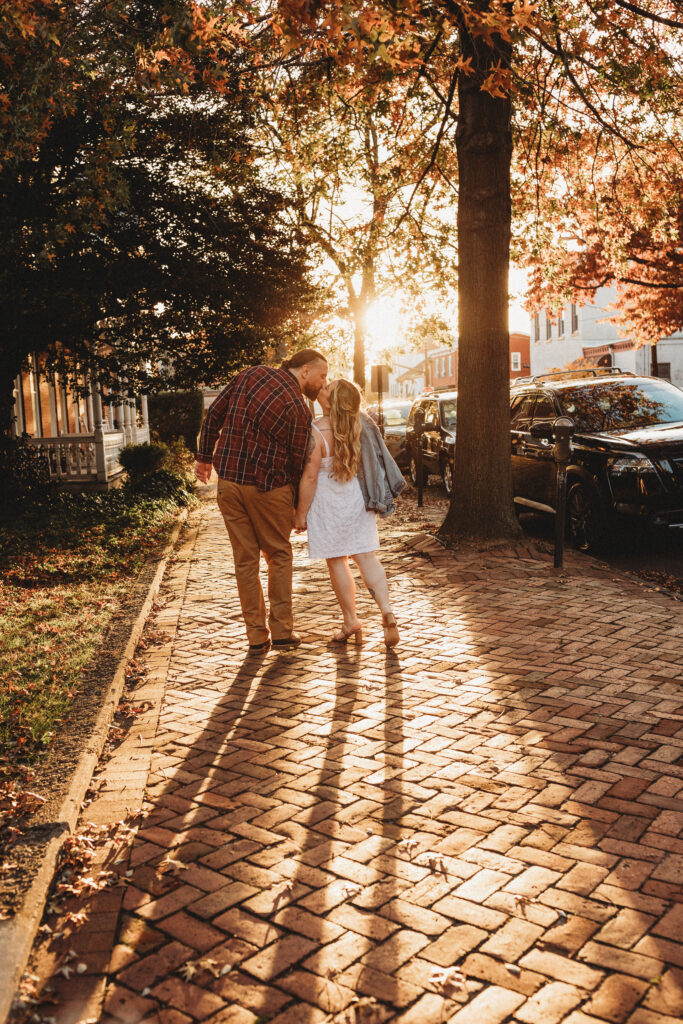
[293,378,399,647]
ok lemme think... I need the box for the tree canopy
[0,0,319,430]
[4,0,683,538]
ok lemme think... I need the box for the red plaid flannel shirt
[197,365,312,491]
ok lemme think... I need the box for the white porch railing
[27,426,150,486]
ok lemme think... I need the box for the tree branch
[612,0,683,29]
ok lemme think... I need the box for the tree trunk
[439,10,520,544]
[353,315,366,390]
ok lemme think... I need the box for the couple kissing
[195,349,405,654]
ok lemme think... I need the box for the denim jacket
[357,412,406,517]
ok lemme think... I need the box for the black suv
[510,369,683,551]
[405,389,457,493]
[366,399,413,468]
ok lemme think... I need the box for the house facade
[403,332,532,392]
[529,286,683,386]
[11,354,150,488]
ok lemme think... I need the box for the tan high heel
[382,612,399,648]
[333,623,363,644]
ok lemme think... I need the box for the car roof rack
[512,367,635,387]
[418,385,457,396]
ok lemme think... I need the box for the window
[558,309,565,337]
[510,395,536,430]
[559,380,683,432]
[447,354,452,376]
[511,352,522,372]
[571,303,578,334]
[440,398,457,429]
[533,395,556,422]
[545,311,552,340]
[533,314,540,342]
[657,362,672,381]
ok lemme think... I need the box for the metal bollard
[552,416,575,568]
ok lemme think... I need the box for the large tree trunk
[353,315,366,390]
[349,285,372,392]
[439,10,520,544]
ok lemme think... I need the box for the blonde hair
[330,379,362,482]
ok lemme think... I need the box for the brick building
[424,332,531,389]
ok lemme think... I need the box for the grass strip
[0,478,194,767]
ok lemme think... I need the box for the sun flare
[365,298,403,364]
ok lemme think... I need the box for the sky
[363,264,531,364]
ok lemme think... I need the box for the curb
[0,509,187,1024]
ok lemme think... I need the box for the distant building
[529,286,683,386]
[411,332,531,390]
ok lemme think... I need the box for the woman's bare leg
[326,556,360,629]
[351,551,392,614]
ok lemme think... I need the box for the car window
[511,395,536,430]
[424,401,438,425]
[560,380,683,433]
[440,399,457,429]
[510,394,525,419]
[383,403,411,427]
[533,395,556,421]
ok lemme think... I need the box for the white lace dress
[306,422,379,560]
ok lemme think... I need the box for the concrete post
[13,376,25,436]
[86,375,95,432]
[89,368,108,482]
[123,390,134,444]
[57,375,70,434]
[48,374,59,436]
[29,354,43,437]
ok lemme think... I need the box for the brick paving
[17,495,683,1024]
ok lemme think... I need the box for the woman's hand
[293,510,307,532]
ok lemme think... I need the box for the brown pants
[216,479,294,644]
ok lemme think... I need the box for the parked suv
[405,389,457,493]
[366,399,412,468]
[510,369,683,551]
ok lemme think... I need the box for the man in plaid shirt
[195,349,328,652]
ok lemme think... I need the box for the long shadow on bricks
[99,631,418,1023]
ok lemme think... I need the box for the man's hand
[194,460,212,485]
[293,510,307,533]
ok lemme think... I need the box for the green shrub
[119,442,168,482]
[147,390,204,454]
[130,469,194,504]
[161,438,196,480]
[0,437,53,515]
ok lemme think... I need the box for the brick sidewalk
[17,497,683,1024]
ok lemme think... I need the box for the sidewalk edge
[0,509,187,1024]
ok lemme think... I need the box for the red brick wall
[509,333,531,379]
[427,333,531,388]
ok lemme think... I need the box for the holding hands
[293,508,307,533]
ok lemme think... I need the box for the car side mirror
[530,421,554,440]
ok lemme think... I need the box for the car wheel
[441,457,453,495]
[567,482,606,554]
[409,455,428,487]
